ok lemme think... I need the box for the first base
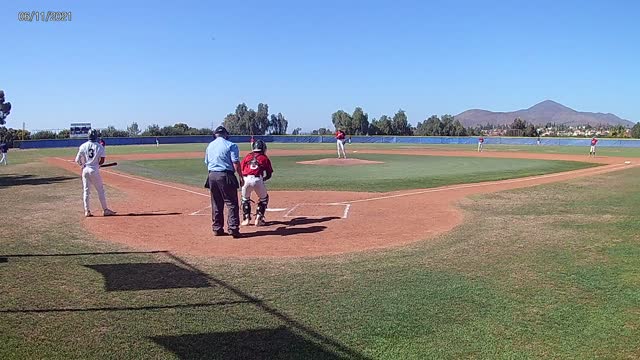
[624,161,631,164]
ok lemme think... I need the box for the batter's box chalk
[284,203,351,219]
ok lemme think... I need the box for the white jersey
[75,141,106,170]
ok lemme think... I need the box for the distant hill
[455,100,635,128]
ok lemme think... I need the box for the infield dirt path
[47,149,636,258]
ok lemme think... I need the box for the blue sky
[4,0,639,132]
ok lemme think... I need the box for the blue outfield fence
[15,135,640,149]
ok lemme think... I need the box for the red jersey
[241,152,273,177]
[591,138,598,146]
[336,131,346,140]
[478,137,484,143]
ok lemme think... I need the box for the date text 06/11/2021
[18,11,72,22]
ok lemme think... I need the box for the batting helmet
[252,139,267,153]
[214,126,229,139]
[88,129,99,142]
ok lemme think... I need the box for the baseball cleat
[103,209,116,216]
[254,215,265,227]
[85,211,93,217]
[241,218,251,226]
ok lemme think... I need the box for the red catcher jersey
[241,152,273,177]
[336,131,346,140]
[591,138,598,146]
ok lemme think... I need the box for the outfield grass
[5,141,640,167]
[115,154,597,192]
[1,161,639,358]
[407,143,640,157]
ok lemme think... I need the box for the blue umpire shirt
[205,137,240,172]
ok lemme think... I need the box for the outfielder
[240,139,273,226]
[75,129,116,217]
[477,136,485,152]
[336,129,347,159]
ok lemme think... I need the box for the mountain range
[455,100,635,128]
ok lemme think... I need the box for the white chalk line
[189,205,288,216]
[343,204,351,219]
[334,163,631,205]
[284,203,351,219]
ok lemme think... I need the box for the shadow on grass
[0,300,254,314]
[0,257,7,263]
[85,262,212,291]
[0,174,76,187]
[152,326,346,360]
[0,250,371,360]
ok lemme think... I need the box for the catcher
[240,139,273,226]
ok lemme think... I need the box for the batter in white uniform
[75,129,116,217]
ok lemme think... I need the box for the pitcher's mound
[297,158,384,166]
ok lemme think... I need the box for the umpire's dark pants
[208,171,240,233]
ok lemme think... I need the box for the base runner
[75,129,116,217]
[240,139,273,226]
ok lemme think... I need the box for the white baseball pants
[0,152,6,165]
[242,175,268,202]
[82,167,108,212]
[337,140,347,158]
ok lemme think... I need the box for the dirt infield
[47,150,636,258]
[297,158,384,166]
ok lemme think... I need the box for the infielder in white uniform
[75,129,116,217]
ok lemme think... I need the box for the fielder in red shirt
[589,137,598,157]
[240,139,273,226]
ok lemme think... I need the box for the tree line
[223,103,288,135]
[312,107,481,136]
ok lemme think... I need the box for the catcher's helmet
[88,129,99,142]
[213,125,229,139]
[252,139,267,153]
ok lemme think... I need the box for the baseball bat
[100,162,118,168]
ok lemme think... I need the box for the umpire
[205,126,245,238]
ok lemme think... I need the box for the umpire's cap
[213,125,229,138]
[88,129,99,142]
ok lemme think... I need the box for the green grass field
[116,154,597,192]
[1,144,639,359]
[5,141,640,166]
